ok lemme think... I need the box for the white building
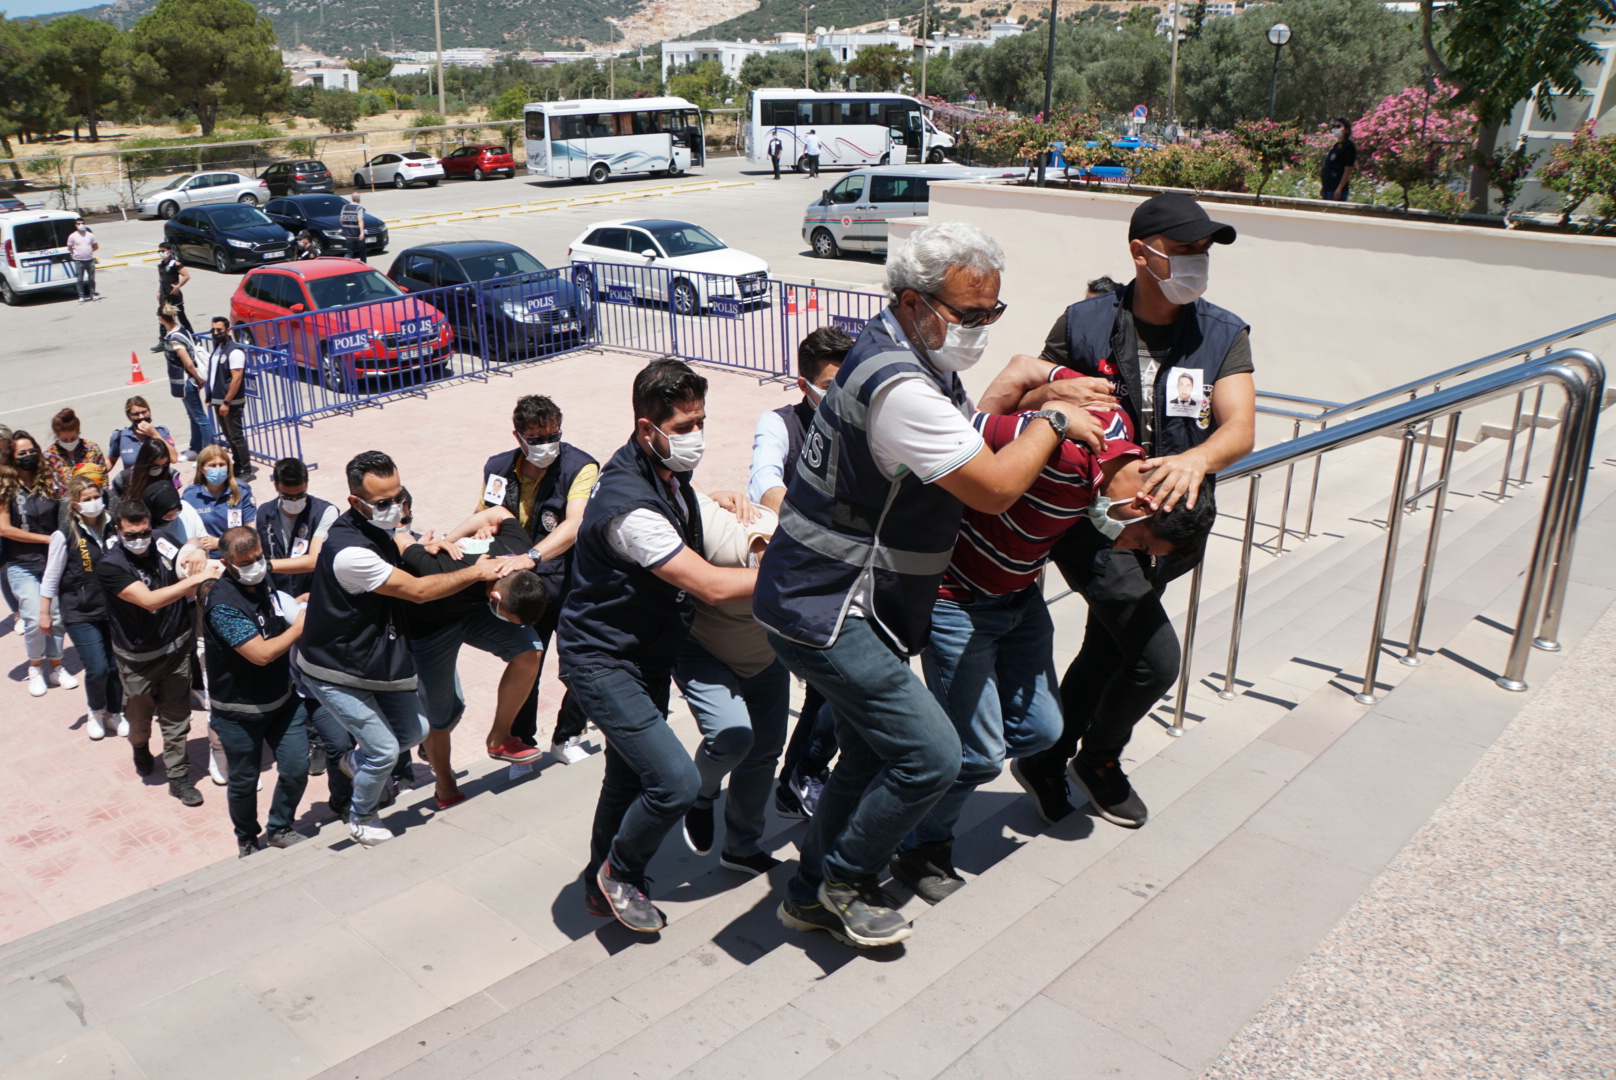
[817,22,912,64]
[386,47,501,69]
[1498,25,1616,213]
[288,67,360,92]
[660,37,804,81]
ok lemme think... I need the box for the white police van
[801,164,1021,259]
[1,208,80,305]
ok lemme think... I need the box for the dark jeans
[344,235,366,262]
[768,618,961,898]
[770,154,781,179]
[778,681,836,786]
[178,379,212,455]
[299,695,354,811]
[806,154,819,178]
[213,700,309,840]
[73,259,95,299]
[569,661,698,884]
[65,620,124,715]
[1023,546,1185,777]
[1321,185,1349,201]
[513,598,587,747]
[215,403,250,477]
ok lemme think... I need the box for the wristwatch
[1029,409,1069,441]
[526,546,543,563]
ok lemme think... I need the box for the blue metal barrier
[238,339,306,466]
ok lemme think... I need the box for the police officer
[767,133,784,180]
[999,193,1256,831]
[204,317,252,480]
[257,457,338,599]
[97,498,218,805]
[151,241,192,353]
[160,305,210,462]
[202,526,309,858]
[476,394,598,762]
[340,194,365,262]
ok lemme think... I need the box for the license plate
[552,321,578,333]
[397,347,423,360]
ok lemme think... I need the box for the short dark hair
[497,569,548,626]
[513,394,562,433]
[1334,118,1352,135]
[1086,275,1123,296]
[1147,478,1217,565]
[116,498,151,526]
[272,457,309,486]
[632,359,708,426]
[219,525,261,562]
[797,326,853,383]
[345,450,397,495]
[210,315,229,327]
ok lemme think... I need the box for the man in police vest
[202,526,309,858]
[258,457,339,600]
[97,499,219,805]
[993,192,1256,830]
[753,221,1105,949]
[476,394,598,763]
[340,194,366,261]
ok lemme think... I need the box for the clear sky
[4,1,91,18]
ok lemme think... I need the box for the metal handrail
[1168,349,1604,734]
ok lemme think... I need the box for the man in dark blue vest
[202,526,309,859]
[558,359,758,934]
[258,457,339,600]
[984,192,1256,831]
[754,221,1105,949]
[748,325,854,821]
[475,394,598,763]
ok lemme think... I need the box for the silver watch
[1029,408,1068,441]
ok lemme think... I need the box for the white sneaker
[209,747,228,785]
[180,449,199,462]
[115,713,130,737]
[348,813,393,846]
[27,667,47,697]
[49,665,78,690]
[12,619,24,637]
[548,737,589,766]
[86,710,107,740]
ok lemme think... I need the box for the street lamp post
[608,18,616,98]
[920,0,929,99]
[432,0,446,154]
[1167,0,1180,132]
[1266,22,1291,121]
[1036,0,1057,187]
[804,5,815,89]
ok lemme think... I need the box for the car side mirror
[288,303,305,313]
[821,190,830,205]
[641,249,657,260]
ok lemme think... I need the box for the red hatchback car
[439,143,517,181]
[231,258,455,391]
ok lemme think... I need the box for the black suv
[262,160,334,197]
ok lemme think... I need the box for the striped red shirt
[938,409,1143,601]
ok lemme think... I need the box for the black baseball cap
[1128,193,1237,245]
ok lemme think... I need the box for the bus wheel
[877,153,890,167]
[588,162,610,184]
[811,228,839,260]
[665,162,684,178]
[927,147,946,164]
[795,156,810,174]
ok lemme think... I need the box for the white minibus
[744,89,955,172]
[523,97,705,183]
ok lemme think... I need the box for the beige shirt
[688,494,777,678]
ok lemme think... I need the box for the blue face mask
[1086,495,1125,540]
[205,466,229,486]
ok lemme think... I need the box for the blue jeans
[412,606,541,732]
[305,677,427,817]
[768,618,961,898]
[213,700,309,840]
[6,562,63,663]
[673,639,790,858]
[73,259,95,299]
[298,695,354,811]
[65,619,123,714]
[568,662,699,883]
[181,380,213,455]
[911,587,1063,847]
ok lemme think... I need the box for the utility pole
[1036,0,1056,186]
[919,0,928,98]
[1167,0,1180,131]
[804,5,815,89]
[433,0,446,152]
[609,19,616,98]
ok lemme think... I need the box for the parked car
[354,152,445,190]
[386,240,592,362]
[263,195,388,255]
[164,204,294,274]
[0,208,79,305]
[566,218,769,316]
[1056,137,1155,181]
[137,171,269,219]
[0,195,28,212]
[803,163,1026,259]
[261,160,335,196]
[439,144,517,181]
[231,259,455,391]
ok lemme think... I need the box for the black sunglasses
[924,294,1007,329]
[359,495,406,512]
[521,432,562,446]
[121,529,152,541]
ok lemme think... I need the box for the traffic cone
[807,281,819,312]
[125,350,150,386]
[786,287,798,315]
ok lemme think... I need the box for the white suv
[567,218,769,316]
[137,171,269,219]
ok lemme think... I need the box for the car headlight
[225,238,252,249]
[324,229,345,238]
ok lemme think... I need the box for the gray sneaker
[789,768,827,816]
[596,859,666,933]
[889,838,966,905]
[817,877,912,947]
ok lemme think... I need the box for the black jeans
[215,402,250,477]
[777,682,836,786]
[344,235,366,262]
[770,154,781,179]
[1023,545,1187,775]
[512,596,588,747]
[156,289,192,345]
[213,699,309,840]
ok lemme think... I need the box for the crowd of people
[0,193,1255,951]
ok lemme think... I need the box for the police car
[0,208,80,305]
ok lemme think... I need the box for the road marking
[112,249,159,259]
[473,203,521,212]
[1,382,145,417]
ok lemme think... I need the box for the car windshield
[207,206,274,229]
[459,249,545,280]
[306,270,405,309]
[296,196,347,216]
[644,223,724,257]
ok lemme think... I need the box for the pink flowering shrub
[1354,81,1475,213]
[1537,121,1616,228]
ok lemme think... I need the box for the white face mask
[121,534,152,555]
[919,296,990,372]
[58,438,81,453]
[360,497,405,532]
[1144,245,1210,306]
[76,498,105,519]
[1086,495,1126,541]
[652,424,705,473]
[1331,127,1345,139]
[233,558,268,586]
[279,495,308,515]
[523,440,561,469]
[149,465,167,477]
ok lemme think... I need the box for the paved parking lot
[1,154,889,447]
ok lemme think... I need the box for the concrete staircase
[2,417,1613,1080]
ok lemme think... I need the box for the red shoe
[488,737,544,765]
[434,791,466,811]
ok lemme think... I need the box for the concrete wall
[893,183,1616,436]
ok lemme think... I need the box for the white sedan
[138,171,269,219]
[566,218,770,316]
[353,152,445,190]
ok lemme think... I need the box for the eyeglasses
[128,413,152,423]
[924,293,1007,329]
[121,529,152,542]
[520,432,562,446]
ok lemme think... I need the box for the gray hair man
[753,220,1106,948]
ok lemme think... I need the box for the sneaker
[774,783,807,820]
[338,748,361,780]
[595,858,666,933]
[180,449,199,462]
[49,665,78,690]
[78,297,88,304]
[209,747,228,786]
[132,744,155,776]
[263,826,302,849]
[1010,758,1075,825]
[778,893,892,950]
[86,710,107,740]
[488,737,544,765]
[348,813,393,846]
[789,768,827,817]
[889,838,966,905]
[683,802,715,856]
[816,878,912,948]
[168,779,203,807]
[115,713,130,737]
[27,667,47,697]
[1068,758,1149,829]
[148,343,164,353]
[309,743,326,775]
[719,850,781,877]
[548,736,589,765]
[238,838,258,858]
[583,878,613,918]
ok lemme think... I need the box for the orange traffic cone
[807,282,819,312]
[786,287,798,315]
[126,350,150,385]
